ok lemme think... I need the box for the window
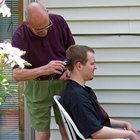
[0,0,24,140]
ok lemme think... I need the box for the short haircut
[66,44,95,71]
[25,10,31,23]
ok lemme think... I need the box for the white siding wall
[38,0,140,139]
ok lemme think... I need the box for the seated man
[60,44,140,140]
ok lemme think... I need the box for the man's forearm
[13,60,66,81]
[13,67,43,81]
[110,118,127,128]
[91,126,137,139]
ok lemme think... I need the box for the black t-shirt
[60,80,111,139]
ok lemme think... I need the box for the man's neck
[70,74,85,87]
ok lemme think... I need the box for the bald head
[25,2,51,37]
[25,2,48,24]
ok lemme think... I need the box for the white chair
[53,95,126,140]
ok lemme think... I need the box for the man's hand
[125,122,138,135]
[41,60,65,75]
[60,69,70,81]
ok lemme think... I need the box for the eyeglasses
[31,19,53,34]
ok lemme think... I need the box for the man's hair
[66,44,95,71]
[25,10,31,23]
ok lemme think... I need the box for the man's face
[29,14,53,37]
[81,51,96,81]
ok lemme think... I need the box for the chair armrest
[86,138,126,140]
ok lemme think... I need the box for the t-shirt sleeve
[70,100,103,138]
[12,30,24,51]
[12,27,26,68]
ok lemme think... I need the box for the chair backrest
[53,95,85,140]
[53,95,127,140]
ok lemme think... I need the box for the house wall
[26,0,140,139]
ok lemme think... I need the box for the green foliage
[0,72,17,104]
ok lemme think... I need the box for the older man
[12,2,75,140]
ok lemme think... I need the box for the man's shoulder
[49,14,65,22]
[12,22,32,40]
[12,22,32,47]
[13,22,28,36]
[15,22,27,31]
[65,81,87,100]
[66,80,81,91]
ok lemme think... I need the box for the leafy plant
[0,0,31,105]
[0,42,31,104]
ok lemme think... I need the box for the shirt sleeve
[12,30,25,51]
[12,26,28,68]
[70,99,103,138]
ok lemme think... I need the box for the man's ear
[75,62,82,71]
